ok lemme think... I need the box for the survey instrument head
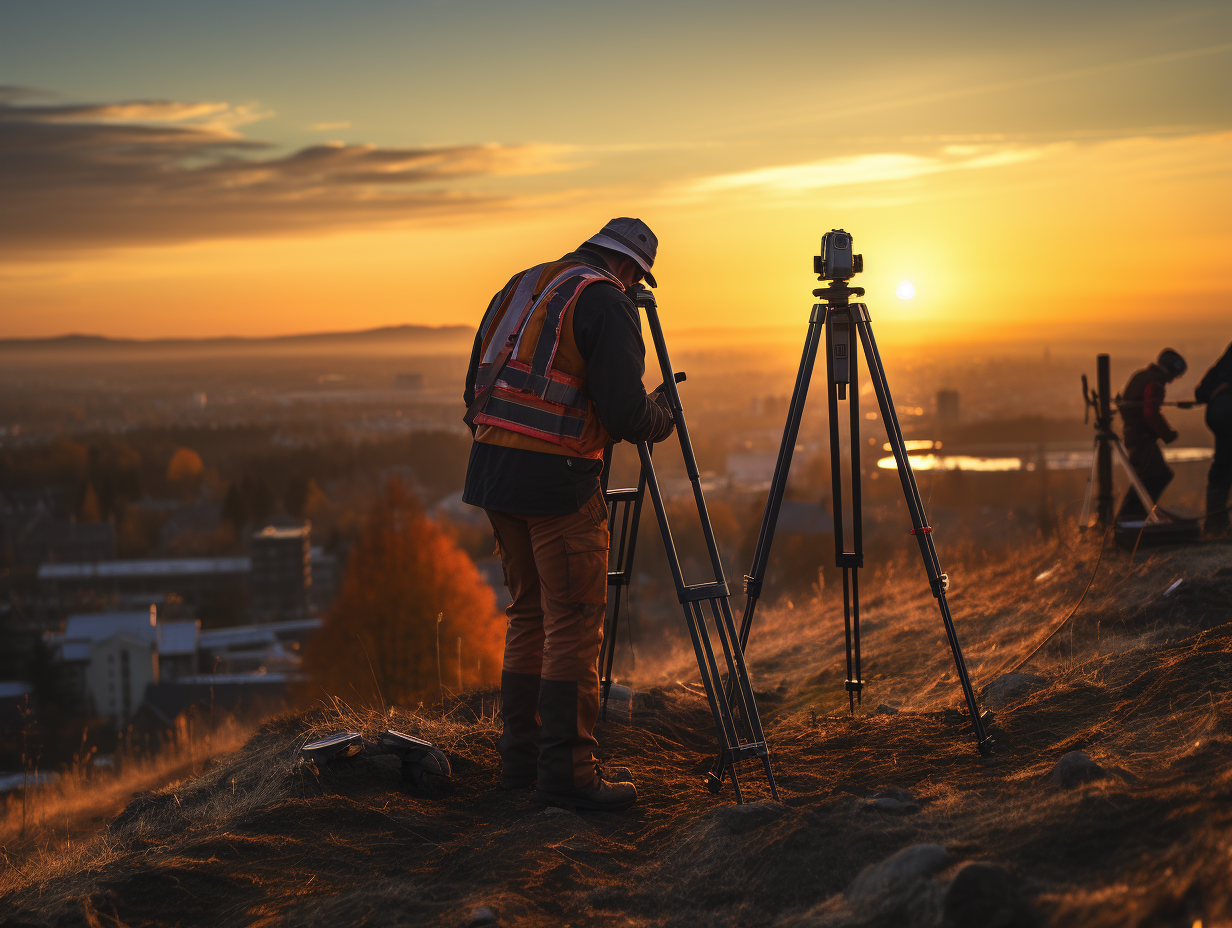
[813,229,864,281]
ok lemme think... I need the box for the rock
[846,844,951,906]
[942,862,1036,928]
[466,905,498,926]
[863,797,919,816]
[543,806,575,816]
[1046,751,1106,788]
[602,684,633,723]
[714,800,785,835]
[980,673,1049,710]
[876,704,899,715]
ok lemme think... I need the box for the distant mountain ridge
[0,325,473,351]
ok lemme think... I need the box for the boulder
[980,673,1049,710]
[1046,751,1106,788]
[466,906,498,926]
[846,843,951,906]
[942,861,1037,928]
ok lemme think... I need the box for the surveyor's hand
[1164,429,1179,444]
[648,383,675,443]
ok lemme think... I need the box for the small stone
[846,844,951,905]
[714,800,785,835]
[543,806,575,816]
[980,673,1048,710]
[942,862,1036,928]
[863,797,919,816]
[1047,751,1106,788]
[876,704,899,715]
[466,905,498,926]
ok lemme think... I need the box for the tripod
[731,268,992,758]
[596,284,779,803]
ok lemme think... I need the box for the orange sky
[1,2,1229,344]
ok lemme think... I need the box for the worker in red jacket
[1115,348,1187,522]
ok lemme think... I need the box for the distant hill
[0,325,474,357]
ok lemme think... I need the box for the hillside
[3,530,1231,927]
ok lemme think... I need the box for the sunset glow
[0,2,1228,344]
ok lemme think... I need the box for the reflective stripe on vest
[472,263,618,454]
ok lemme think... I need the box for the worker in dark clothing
[462,218,674,812]
[1195,342,1232,535]
[1115,348,1187,521]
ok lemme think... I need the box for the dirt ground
[3,531,1231,927]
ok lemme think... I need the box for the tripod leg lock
[743,575,762,598]
[844,679,864,693]
[929,573,950,597]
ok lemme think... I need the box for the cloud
[687,145,1058,198]
[0,96,570,255]
[308,120,352,131]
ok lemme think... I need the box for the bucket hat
[586,217,658,287]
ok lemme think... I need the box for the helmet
[1157,348,1187,379]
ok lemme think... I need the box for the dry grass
[1,529,1230,927]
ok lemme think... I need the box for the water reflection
[876,446,1213,472]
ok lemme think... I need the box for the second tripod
[734,229,991,757]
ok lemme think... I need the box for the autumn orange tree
[301,479,503,708]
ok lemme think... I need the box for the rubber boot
[498,671,541,789]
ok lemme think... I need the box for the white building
[86,633,158,729]
[49,609,199,726]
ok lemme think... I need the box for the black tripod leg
[848,316,864,708]
[842,568,854,713]
[853,308,991,755]
[738,305,826,649]
[599,455,649,720]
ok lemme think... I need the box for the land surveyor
[1115,348,1187,522]
[462,218,675,811]
[1195,341,1232,536]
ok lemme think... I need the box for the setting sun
[896,280,916,300]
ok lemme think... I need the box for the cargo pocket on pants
[564,533,608,606]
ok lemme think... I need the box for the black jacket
[1195,342,1232,405]
[461,248,670,516]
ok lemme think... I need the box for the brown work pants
[486,491,609,791]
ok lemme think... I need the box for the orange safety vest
[471,260,622,459]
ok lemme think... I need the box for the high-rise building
[936,389,961,425]
[250,525,312,619]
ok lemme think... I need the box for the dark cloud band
[0,97,546,255]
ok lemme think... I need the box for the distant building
[17,517,115,566]
[198,617,320,675]
[35,523,335,625]
[54,610,159,705]
[48,610,318,724]
[38,556,249,617]
[87,633,158,729]
[250,525,311,619]
[936,390,961,425]
[157,621,201,681]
